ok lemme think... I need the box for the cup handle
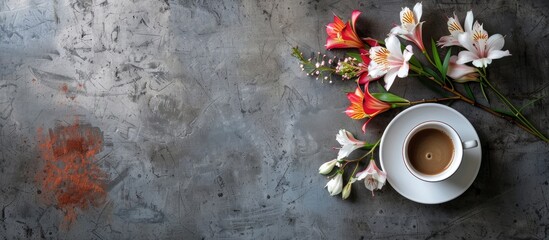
[463,140,478,149]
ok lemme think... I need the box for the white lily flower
[368,35,413,90]
[456,22,511,68]
[336,129,366,160]
[325,173,343,196]
[318,159,337,175]
[390,2,426,51]
[356,160,387,196]
[438,11,474,47]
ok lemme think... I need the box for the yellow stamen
[448,21,462,32]
[402,9,415,24]
[473,30,488,41]
[373,48,390,68]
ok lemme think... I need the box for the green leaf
[371,92,409,103]
[441,48,452,81]
[418,77,449,97]
[376,81,388,93]
[464,83,476,101]
[303,63,316,74]
[518,96,545,113]
[347,52,363,63]
[431,39,442,71]
[409,55,422,69]
[480,82,490,103]
[291,47,305,61]
[423,67,442,84]
[446,77,455,90]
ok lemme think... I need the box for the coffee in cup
[403,121,478,182]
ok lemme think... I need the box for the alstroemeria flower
[319,159,338,175]
[325,172,343,196]
[336,129,366,160]
[437,11,474,47]
[344,83,392,133]
[456,22,511,68]
[447,56,479,83]
[326,10,364,50]
[390,2,426,51]
[368,35,413,90]
[356,160,387,196]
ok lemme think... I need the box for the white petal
[402,45,413,61]
[447,13,462,35]
[344,130,363,144]
[355,171,367,181]
[487,49,511,60]
[364,177,377,191]
[413,2,423,22]
[457,50,478,65]
[385,35,401,58]
[390,26,406,36]
[472,58,492,68]
[448,56,477,80]
[376,175,386,189]
[437,36,460,47]
[399,7,413,26]
[487,34,505,51]
[472,21,488,44]
[369,46,382,56]
[337,144,359,160]
[464,11,474,33]
[458,32,476,52]
[397,62,409,78]
[368,65,387,78]
[336,129,350,145]
[368,64,387,78]
[384,68,399,90]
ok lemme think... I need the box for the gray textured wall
[0,0,548,239]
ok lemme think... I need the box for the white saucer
[379,103,482,204]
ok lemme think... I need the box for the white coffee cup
[402,121,478,182]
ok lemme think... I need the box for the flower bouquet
[292,3,548,199]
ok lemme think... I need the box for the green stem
[410,66,547,142]
[349,162,360,181]
[422,50,436,67]
[343,140,380,163]
[408,96,461,105]
[479,71,548,141]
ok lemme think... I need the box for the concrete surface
[0,0,548,239]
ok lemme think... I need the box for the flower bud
[318,159,337,175]
[341,178,356,200]
[325,173,343,196]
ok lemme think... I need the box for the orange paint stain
[36,120,106,227]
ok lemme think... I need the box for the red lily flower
[345,83,392,133]
[326,10,364,50]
